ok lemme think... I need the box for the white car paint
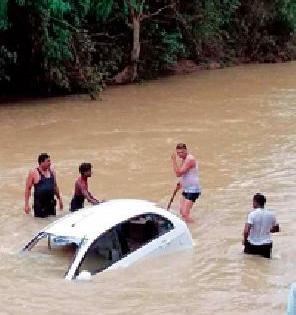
[23,199,193,280]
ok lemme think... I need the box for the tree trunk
[71,37,97,100]
[131,13,140,81]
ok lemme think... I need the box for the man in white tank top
[171,143,201,223]
[242,193,280,258]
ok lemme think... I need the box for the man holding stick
[170,143,201,223]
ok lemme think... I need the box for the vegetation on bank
[1,0,296,98]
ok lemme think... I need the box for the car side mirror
[76,270,91,281]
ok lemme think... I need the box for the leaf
[95,0,114,20]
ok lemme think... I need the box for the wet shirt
[180,154,201,193]
[247,208,277,245]
[34,168,55,202]
[33,168,56,217]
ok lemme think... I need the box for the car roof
[43,199,180,240]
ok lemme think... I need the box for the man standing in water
[242,193,280,258]
[171,143,201,223]
[24,153,63,217]
[70,162,102,211]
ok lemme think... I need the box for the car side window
[77,213,174,276]
[77,229,122,275]
[116,213,174,256]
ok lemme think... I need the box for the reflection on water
[0,62,296,314]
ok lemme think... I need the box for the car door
[107,213,178,270]
[66,227,122,280]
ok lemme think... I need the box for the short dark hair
[79,162,92,175]
[253,193,266,207]
[38,153,50,164]
[176,143,187,150]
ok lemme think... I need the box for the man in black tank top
[24,153,63,218]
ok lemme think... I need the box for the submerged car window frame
[22,232,48,251]
[75,228,121,277]
[74,212,174,277]
[23,231,84,277]
[65,237,88,278]
[115,212,175,259]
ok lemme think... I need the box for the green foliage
[182,0,239,41]
[127,0,144,15]
[0,46,17,83]
[276,0,296,31]
[0,0,9,30]
[139,22,186,77]
[229,0,296,62]
[93,0,145,21]
[11,0,95,92]
[93,0,114,20]
[159,30,186,66]
[0,0,296,95]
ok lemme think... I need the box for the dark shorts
[34,198,56,218]
[182,192,200,202]
[70,195,85,212]
[244,240,272,258]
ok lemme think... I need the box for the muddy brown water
[0,63,296,314]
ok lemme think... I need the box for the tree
[94,0,175,82]
[0,0,9,30]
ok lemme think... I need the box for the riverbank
[1,59,295,102]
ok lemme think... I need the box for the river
[0,62,295,314]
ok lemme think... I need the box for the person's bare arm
[242,223,251,245]
[270,215,280,233]
[52,169,63,210]
[171,154,196,177]
[271,224,280,233]
[88,192,104,203]
[78,182,100,205]
[24,170,34,214]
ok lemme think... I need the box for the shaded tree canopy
[0,0,296,97]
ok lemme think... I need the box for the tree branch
[48,15,79,32]
[141,4,175,21]
[91,32,126,40]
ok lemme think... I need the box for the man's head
[38,153,51,170]
[79,162,92,177]
[176,143,188,160]
[253,193,266,208]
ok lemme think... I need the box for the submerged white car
[22,199,193,280]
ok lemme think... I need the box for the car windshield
[23,232,83,276]
[23,232,82,250]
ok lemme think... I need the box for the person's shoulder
[186,154,197,164]
[77,177,87,187]
[26,169,39,184]
[187,154,196,160]
[247,209,255,223]
[248,209,256,216]
[28,168,38,176]
[254,208,265,214]
[248,208,261,218]
[265,208,276,217]
[76,177,83,185]
[49,166,57,176]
